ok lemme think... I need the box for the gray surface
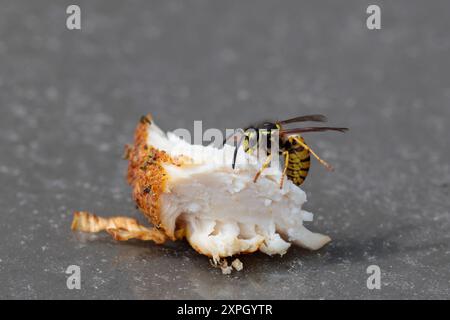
[0,0,449,299]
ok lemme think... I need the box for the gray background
[0,0,449,299]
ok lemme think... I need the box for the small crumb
[231,258,243,271]
[210,258,234,274]
[219,259,232,274]
[221,265,233,275]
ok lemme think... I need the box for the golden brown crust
[72,115,184,244]
[72,211,167,243]
[126,114,186,240]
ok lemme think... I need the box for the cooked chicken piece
[72,115,330,266]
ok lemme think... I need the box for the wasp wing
[281,127,348,135]
[278,114,327,124]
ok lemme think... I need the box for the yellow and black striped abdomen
[286,141,311,186]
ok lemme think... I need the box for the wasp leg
[253,153,273,183]
[279,151,290,189]
[292,136,334,171]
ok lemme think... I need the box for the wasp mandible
[224,115,348,188]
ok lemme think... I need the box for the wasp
[224,115,348,188]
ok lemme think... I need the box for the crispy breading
[71,114,181,244]
[126,114,171,230]
[71,211,166,243]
